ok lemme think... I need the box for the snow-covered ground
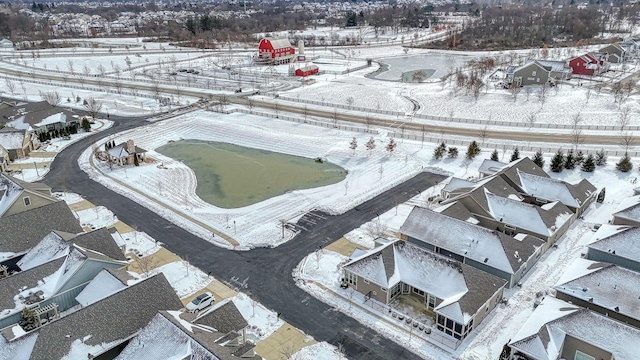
[294,147,637,359]
[290,342,347,360]
[80,110,429,249]
[232,292,284,340]
[145,260,211,299]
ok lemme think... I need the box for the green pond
[156,140,347,209]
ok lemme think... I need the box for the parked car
[178,69,188,72]
[169,72,177,76]
[186,292,215,312]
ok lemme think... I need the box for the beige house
[0,173,59,217]
[106,139,147,166]
[343,239,506,349]
[0,128,34,161]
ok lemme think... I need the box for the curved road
[44,114,443,359]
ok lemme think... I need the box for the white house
[0,39,13,48]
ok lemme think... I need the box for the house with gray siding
[509,297,640,360]
[599,43,626,63]
[0,273,183,359]
[587,225,640,272]
[611,195,640,226]
[532,59,573,80]
[505,61,552,87]
[554,259,640,329]
[0,128,34,161]
[399,207,544,288]
[343,239,506,348]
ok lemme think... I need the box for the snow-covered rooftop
[588,225,640,264]
[613,195,640,223]
[344,240,505,323]
[555,259,640,323]
[0,175,23,217]
[400,206,543,274]
[0,129,26,150]
[17,231,72,271]
[75,269,127,307]
[510,297,640,360]
[518,171,580,208]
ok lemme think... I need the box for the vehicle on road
[185,292,215,312]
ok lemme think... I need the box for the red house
[295,65,319,77]
[258,38,295,60]
[569,53,605,76]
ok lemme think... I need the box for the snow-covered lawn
[75,206,119,230]
[290,342,348,360]
[120,231,162,258]
[232,292,284,340]
[146,260,211,299]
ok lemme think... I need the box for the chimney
[298,40,304,55]
[126,139,135,154]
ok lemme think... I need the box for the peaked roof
[72,228,126,261]
[517,170,595,208]
[26,273,182,360]
[344,240,506,323]
[400,206,544,274]
[485,189,573,236]
[510,297,640,360]
[0,128,27,150]
[261,37,292,49]
[555,259,640,324]
[0,174,57,217]
[588,225,640,265]
[0,257,66,315]
[0,201,83,256]
[613,195,640,223]
[478,159,507,176]
[497,157,550,188]
[193,300,248,335]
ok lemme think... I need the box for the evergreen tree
[616,153,633,172]
[509,147,520,162]
[349,137,357,155]
[595,148,607,166]
[433,142,446,160]
[581,154,596,172]
[550,150,565,172]
[532,150,545,168]
[466,140,481,159]
[81,118,91,132]
[490,149,499,161]
[19,307,37,331]
[564,149,577,169]
[575,150,585,164]
[447,147,459,158]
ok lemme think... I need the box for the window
[413,288,425,296]
[363,279,370,284]
[390,283,401,298]
[574,351,595,360]
[372,291,377,296]
[23,197,31,206]
[381,287,387,292]
[427,295,436,309]
[345,272,357,287]
[532,71,536,76]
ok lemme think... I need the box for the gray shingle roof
[104,267,136,285]
[0,257,66,313]
[0,201,83,255]
[72,228,126,261]
[28,273,182,360]
[194,301,248,334]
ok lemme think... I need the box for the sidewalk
[254,321,317,360]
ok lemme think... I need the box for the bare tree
[5,79,16,96]
[332,109,338,128]
[39,90,61,107]
[619,106,632,132]
[66,59,74,74]
[83,97,103,120]
[571,128,583,150]
[82,64,91,77]
[621,132,635,152]
[585,88,592,103]
[479,126,489,146]
[527,112,537,128]
[346,96,354,109]
[134,255,158,278]
[509,83,521,102]
[364,220,387,240]
[97,64,106,77]
[537,84,548,106]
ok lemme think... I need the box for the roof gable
[589,225,640,264]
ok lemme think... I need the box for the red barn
[569,53,605,76]
[295,65,319,77]
[258,38,295,60]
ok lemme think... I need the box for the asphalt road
[44,113,445,359]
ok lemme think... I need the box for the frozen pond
[156,140,346,208]
[374,53,472,81]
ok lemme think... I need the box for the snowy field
[80,110,429,249]
[145,260,211,298]
[294,145,639,359]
